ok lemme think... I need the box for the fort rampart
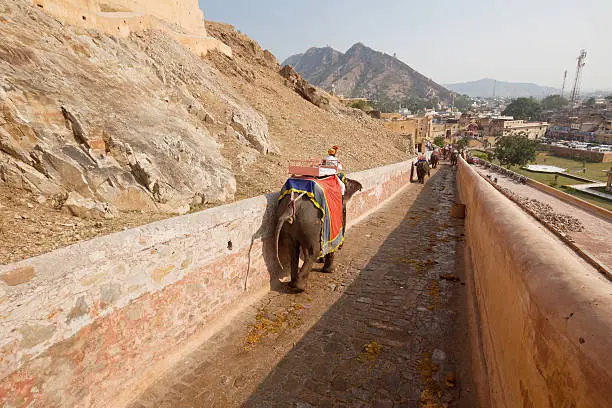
[0,160,412,407]
[550,145,612,163]
[457,158,612,407]
[31,0,232,57]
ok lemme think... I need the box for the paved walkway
[474,166,612,271]
[566,182,612,201]
[128,165,477,408]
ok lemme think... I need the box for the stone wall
[0,159,413,407]
[551,145,612,163]
[457,158,612,407]
[32,0,231,57]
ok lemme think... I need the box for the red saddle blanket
[279,175,344,256]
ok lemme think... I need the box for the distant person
[322,145,343,171]
[322,145,345,194]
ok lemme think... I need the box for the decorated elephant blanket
[279,175,344,256]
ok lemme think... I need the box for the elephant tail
[275,200,293,271]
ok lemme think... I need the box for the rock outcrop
[0,0,276,213]
[279,65,330,110]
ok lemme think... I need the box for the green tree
[605,95,612,101]
[453,94,472,112]
[349,100,373,112]
[456,137,469,150]
[540,94,568,110]
[433,136,445,148]
[494,134,539,167]
[502,97,541,120]
[584,97,596,108]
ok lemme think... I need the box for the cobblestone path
[129,164,478,408]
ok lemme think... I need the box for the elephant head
[343,178,363,202]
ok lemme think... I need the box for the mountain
[444,78,560,98]
[283,43,453,104]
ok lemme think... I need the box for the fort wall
[0,159,413,407]
[31,0,231,57]
[457,158,612,407]
[550,145,612,163]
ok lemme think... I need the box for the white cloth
[323,155,343,171]
[322,155,345,194]
[337,176,346,195]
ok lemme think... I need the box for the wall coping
[458,158,612,406]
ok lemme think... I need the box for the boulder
[62,192,118,219]
[231,109,278,154]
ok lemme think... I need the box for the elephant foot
[321,266,333,273]
[316,257,325,264]
[288,280,306,293]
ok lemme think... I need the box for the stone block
[1,266,36,286]
[18,323,56,348]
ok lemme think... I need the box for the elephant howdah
[275,175,362,292]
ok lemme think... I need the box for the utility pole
[561,70,567,98]
[569,49,587,108]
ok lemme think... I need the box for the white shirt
[323,155,343,171]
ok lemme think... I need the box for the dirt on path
[473,165,612,272]
[127,164,479,408]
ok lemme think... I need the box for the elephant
[450,151,458,166]
[429,154,439,169]
[416,161,430,184]
[274,178,363,292]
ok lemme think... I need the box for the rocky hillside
[0,0,411,263]
[284,43,453,105]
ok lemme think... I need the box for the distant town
[337,93,612,155]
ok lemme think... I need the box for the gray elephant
[416,161,430,184]
[274,178,363,292]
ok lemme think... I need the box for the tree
[584,97,596,108]
[605,95,612,101]
[456,137,469,150]
[349,100,373,112]
[494,134,539,167]
[502,97,541,120]
[433,136,445,148]
[453,94,473,112]
[540,94,568,111]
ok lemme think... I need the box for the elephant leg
[294,254,315,292]
[288,240,300,289]
[322,252,335,273]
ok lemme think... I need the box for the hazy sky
[200,0,612,91]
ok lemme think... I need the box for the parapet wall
[550,145,612,163]
[457,158,612,407]
[0,159,413,407]
[32,0,232,57]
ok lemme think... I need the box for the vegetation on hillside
[349,100,374,112]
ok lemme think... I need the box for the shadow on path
[243,165,476,408]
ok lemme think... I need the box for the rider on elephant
[322,145,345,195]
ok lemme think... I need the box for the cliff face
[1,0,274,214]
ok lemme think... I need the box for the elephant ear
[344,178,363,201]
